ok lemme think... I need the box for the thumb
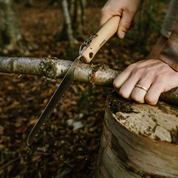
[117,11,133,39]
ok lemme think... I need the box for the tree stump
[94,92,178,178]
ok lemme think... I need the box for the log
[94,91,178,178]
[0,57,178,105]
[0,57,120,86]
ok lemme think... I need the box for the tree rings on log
[94,92,178,178]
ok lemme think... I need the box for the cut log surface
[95,92,178,178]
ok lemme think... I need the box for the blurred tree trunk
[49,0,59,6]
[0,0,29,55]
[59,0,87,44]
[25,0,33,7]
[87,0,94,5]
[61,0,74,52]
[71,0,86,40]
[14,0,22,3]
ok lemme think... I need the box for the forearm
[159,21,178,71]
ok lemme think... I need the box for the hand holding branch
[113,59,178,105]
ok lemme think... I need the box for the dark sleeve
[159,21,178,71]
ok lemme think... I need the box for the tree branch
[0,57,120,86]
[0,57,177,105]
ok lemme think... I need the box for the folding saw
[27,16,120,146]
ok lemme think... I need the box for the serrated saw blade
[27,55,81,146]
[27,16,121,146]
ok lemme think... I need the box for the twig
[0,157,20,170]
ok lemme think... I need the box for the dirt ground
[0,0,169,177]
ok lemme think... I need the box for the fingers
[100,12,112,27]
[113,64,135,89]
[113,66,132,89]
[117,10,134,39]
[114,66,150,103]
[144,83,164,105]
[113,59,178,105]
[115,76,157,105]
[100,1,115,26]
[131,80,153,104]
[100,0,140,39]
[113,64,139,99]
[116,75,140,99]
[101,9,134,39]
[144,75,171,105]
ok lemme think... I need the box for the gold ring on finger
[135,84,148,92]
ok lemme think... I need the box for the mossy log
[94,92,178,178]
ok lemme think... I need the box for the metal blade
[27,56,81,146]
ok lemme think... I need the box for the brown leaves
[0,126,4,135]
[15,122,27,134]
[0,69,104,177]
[0,0,169,177]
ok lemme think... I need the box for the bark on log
[0,57,120,86]
[0,57,178,105]
[94,92,178,178]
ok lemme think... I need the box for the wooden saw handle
[81,16,120,63]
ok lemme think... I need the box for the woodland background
[0,0,170,177]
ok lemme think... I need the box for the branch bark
[0,57,177,105]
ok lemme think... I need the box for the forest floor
[0,0,169,178]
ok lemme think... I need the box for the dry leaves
[0,0,168,177]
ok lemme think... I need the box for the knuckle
[143,69,154,79]
[122,6,129,12]
[155,75,167,85]
[122,22,130,31]
[132,67,143,77]
[124,7,136,15]
[126,63,136,71]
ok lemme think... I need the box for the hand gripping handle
[81,16,120,63]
